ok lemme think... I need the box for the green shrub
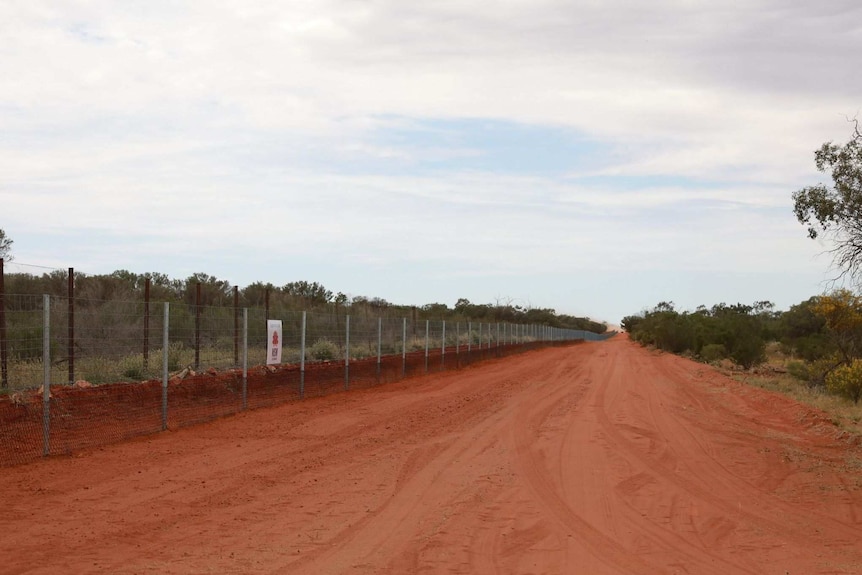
[785,357,839,389]
[700,343,727,363]
[826,360,862,404]
[350,343,377,360]
[309,338,339,361]
[786,360,811,382]
[728,331,765,369]
[281,347,302,364]
[7,324,42,361]
[119,356,144,380]
[167,342,185,371]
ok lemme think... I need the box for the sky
[1,1,861,326]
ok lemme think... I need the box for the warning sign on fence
[266,320,283,365]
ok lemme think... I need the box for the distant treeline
[3,269,608,333]
[622,298,834,369]
[622,289,862,403]
[622,293,862,403]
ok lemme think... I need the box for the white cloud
[1,0,853,320]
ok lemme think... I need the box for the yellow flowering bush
[825,360,862,404]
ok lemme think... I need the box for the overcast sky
[2,1,860,325]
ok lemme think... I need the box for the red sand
[2,336,862,574]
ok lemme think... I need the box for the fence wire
[0,295,615,467]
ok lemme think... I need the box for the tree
[422,302,449,317]
[779,297,834,361]
[184,273,232,306]
[242,281,276,307]
[620,314,643,333]
[0,228,12,261]
[812,289,862,364]
[623,300,767,367]
[283,281,333,307]
[793,121,862,282]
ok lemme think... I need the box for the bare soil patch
[2,338,861,574]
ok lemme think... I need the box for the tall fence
[0,292,614,467]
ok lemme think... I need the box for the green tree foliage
[778,297,834,361]
[709,303,768,369]
[422,302,450,316]
[2,266,610,340]
[699,343,727,363]
[624,301,769,369]
[242,281,276,307]
[283,281,333,307]
[621,287,862,403]
[793,122,862,281]
[184,273,233,306]
[812,289,862,364]
[0,228,12,261]
[453,298,493,319]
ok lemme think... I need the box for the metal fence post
[0,258,6,390]
[143,278,150,375]
[42,294,50,457]
[162,302,169,431]
[376,317,382,383]
[402,318,407,377]
[455,322,460,368]
[345,314,350,390]
[233,286,239,367]
[441,320,446,367]
[68,267,74,386]
[242,308,248,409]
[300,311,306,398]
[468,321,472,357]
[424,320,429,373]
[194,282,201,371]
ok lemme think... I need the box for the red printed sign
[266,320,283,365]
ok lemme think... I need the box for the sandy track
[2,337,862,574]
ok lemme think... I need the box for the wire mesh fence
[0,292,615,467]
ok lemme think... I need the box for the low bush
[786,360,811,382]
[309,338,339,361]
[700,343,727,363]
[826,360,862,404]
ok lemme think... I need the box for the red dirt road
[2,337,862,574]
